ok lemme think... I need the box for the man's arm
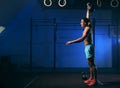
[86,2,91,19]
[86,9,90,19]
[66,27,90,45]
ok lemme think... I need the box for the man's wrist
[72,40,76,43]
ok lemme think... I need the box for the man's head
[80,17,90,28]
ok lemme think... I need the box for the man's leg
[87,58,97,86]
[88,59,93,79]
[84,58,94,83]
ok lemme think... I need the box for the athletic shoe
[88,79,97,86]
[84,77,92,83]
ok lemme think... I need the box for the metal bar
[53,18,57,72]
[30,17,33,71]
[116,19,119,72]
[92,18,96,47]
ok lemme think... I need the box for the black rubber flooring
[0,72,120,88]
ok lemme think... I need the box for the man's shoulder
[86,24,92,28]
[84,26,91,31]
[83,26,92,34]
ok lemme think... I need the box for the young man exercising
[66,3,97,86]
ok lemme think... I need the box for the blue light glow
[118,38,120,43]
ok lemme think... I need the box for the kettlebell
[81,72,88,80]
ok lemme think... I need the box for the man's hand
[87,2,95,12]
[66,41,73,45]
[87,2,91,10]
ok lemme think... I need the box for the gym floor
[0,72,120,88]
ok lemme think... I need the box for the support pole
[92,18,96,47]
[53,18,57,72]
[116,19,119,72]
[30,17,33,71]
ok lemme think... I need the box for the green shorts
[85,44,94,59]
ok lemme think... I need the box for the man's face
[80,19,86,28]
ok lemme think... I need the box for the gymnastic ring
[58,0,67,7]
[44,0,52,7]
[97,0,102,7]
[110,0,119,7]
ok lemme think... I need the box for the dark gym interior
[0,0,120,88]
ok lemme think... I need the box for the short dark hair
[82,17,90,24]
[81,17,92,27]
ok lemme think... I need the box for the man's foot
[84,77,92,83]
[88,79,97,86]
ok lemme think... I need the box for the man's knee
[88,58,95,67]
[89,63,95,67]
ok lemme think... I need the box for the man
[66,3,97,86]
